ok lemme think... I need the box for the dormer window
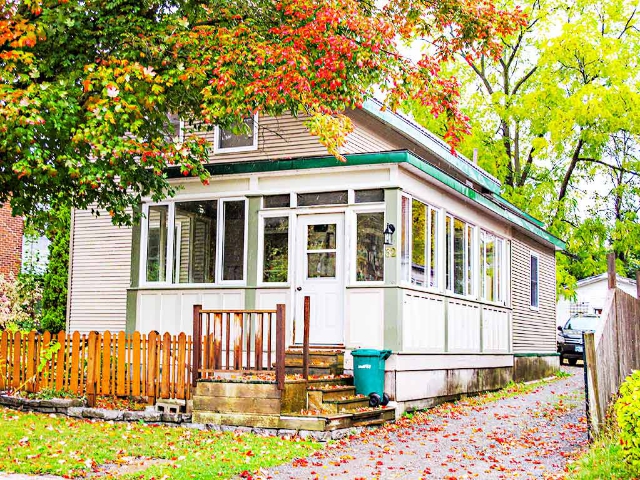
[214,115,258,154]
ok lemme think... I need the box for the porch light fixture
[383,223,396,246]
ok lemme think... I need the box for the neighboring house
[66,100,565,412]
[557,273,638,326]
[0,203,24,278]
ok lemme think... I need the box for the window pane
[401,197,411,282]
[307,224,336,250]
[411,199,426,286]
[453,218,465,295]
[174,201,217,283]
[446,216,452,290]
[482,231,495,301]
[356,212,384,282]
[263,217,289,283]
[263,194,290,209]
[308,253,336,278]
[496,238,503,302]
[355,189,384,203]
[297,191,348,207]
[531,255,539,307]
[222,201,245,280]
[429,208,438,288]
[146,205,169,282]
[218,117,255,150]
[466,225,474,296]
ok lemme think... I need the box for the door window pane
[356,212,384,282]
[297,191,348,207]
[307,253,336,278]
[174,201,217,284]
[411,199,426,286]
[146,205,169,282]
[218,117,255,150]
[355,189,384,203]
[307,224,336,250]
[222,201,245,280]
[263,217,289,283]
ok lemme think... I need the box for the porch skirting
[512,353,560,383]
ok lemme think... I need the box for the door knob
[296,287,302,291]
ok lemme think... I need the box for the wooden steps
[283,349,345,376]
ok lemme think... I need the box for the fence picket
[70,332,80,394]
[117,332,126,397]
[12,331,21,389]
[0,331,7,390]
[132,332,141,397]
[55,331,65,391]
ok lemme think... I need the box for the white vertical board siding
[346,288,384,349]
[137,289,244,335]
[511,233,556,353]
[68,209,132,333]
[447,300,481,352]
[482,306,510,353]
[402,291,446,351]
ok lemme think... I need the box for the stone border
[0,394,359,441]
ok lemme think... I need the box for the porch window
[446,214,475,296]
[297,191,348,207]
[355,212,384,282]
[400,196,411,282]
[402,196,439,287]
[263,194,290,209]
[530,253,539,308]
[355,189,384,203]
[215,116,258,153]
[174,201,217,283]
[222,201,246,281]
[142,198,247,284]
[262,216,289,283]
[145,205,169,282]
[480,230,505,302]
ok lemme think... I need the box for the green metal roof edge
[166,150,565,249]
[402,152,565,249]
[361,99,502,195]
[491,194,544,228]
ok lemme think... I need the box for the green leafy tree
[40,206,70,333]
[0,0,525,230]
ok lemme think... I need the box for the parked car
[557,314,599,366]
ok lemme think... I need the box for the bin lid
[351,349,392,357]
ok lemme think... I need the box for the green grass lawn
[566,433,639,480]
[0,407,319,478]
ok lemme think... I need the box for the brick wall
[0,203,23,277]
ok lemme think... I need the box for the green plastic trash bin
[351,349,392,407]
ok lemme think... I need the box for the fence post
[276,304,286,391]
[86,332,98,407]
[303,296,310,381]
[636,271,640,299]
[192,305,202,387]
[583,331,601,437]
[608,252,617,290]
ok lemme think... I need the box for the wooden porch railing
[192,304,287,389]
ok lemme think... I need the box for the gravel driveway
[258,367,588,479]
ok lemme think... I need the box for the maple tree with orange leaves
[1,0,525,228]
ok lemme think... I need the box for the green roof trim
[362,99,502,195]
[491,194,545,228]
[167,150,565,249]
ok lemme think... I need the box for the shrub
[615,370,640,468]
[0,273,42,331]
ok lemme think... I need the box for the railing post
[192,305,202,387]
[276,304,286,391]
[608,252,617,290]
[303,296,310,381]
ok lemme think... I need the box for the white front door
[295,213,345,345]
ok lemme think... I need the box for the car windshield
[565,316,598,331]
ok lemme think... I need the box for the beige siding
[511,233,556,353]
[193,114,328,162]
[67,209,132,333]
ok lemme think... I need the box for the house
[557,273,638,326]
[0,203,24,278]
[66,100,565,413]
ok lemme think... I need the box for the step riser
[323,399,370,414]
[285,366,344,376]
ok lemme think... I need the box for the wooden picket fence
[0,330,193,406]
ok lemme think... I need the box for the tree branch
[511,66,537,95]
[578,157,640,177]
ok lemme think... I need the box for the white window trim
[213,114,259,154]
[257,211,292,287]
[444,214,477,299]
[140,197,248,287]
[479,229,508,306]
[530,251,540,310]
[350,205,386,285]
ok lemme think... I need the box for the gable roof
[578,273,637,288]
